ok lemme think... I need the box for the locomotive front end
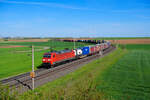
[42,53,53,66]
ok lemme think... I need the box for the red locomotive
[42,49,75,67]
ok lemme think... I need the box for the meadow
[96,50,150,100]
[0,47,48,79]
[17,44,150,100]
[0,40,91,79]
[17,48,125,100]
[0,40,91,50]
[1,42,150,100]
[95,44,150,100]
[119,44,150,50]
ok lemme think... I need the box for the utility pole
[115,40,118,48]
[74,38,76,49]
[49,39,51,52]
[30,45,35,90]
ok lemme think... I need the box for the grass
[18,44,150,100]
[119,44,150,50]
[1,42,150,100]
[0,41,91,79]
[0,40,91,50]
[17,48,125,100]
[0,47,48,79]
[96,50,150,100]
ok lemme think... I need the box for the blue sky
[0,0,150,37]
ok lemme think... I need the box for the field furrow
[96,50,150,100]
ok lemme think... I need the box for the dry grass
[109,39,150,44]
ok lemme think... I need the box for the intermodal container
[81,46,90,55]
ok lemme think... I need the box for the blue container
[107,42,111,46]
[81,46,90,55]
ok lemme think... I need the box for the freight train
[42,40,111,67]
[57,39,105,44]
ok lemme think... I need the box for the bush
[0,83,18,100]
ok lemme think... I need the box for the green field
[0,41,91,79]
[17,48,125,100]
[0,47,48,79]
[119,44,150,50]
[1,43,150,100]
[0,40,91,50]
[17,44,150,100]
[96,50,150,100]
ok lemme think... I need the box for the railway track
[0,46,116,93]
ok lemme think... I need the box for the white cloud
[0,0,87,10]
[111,9,150,13]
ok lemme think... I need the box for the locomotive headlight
[43,59,45,61]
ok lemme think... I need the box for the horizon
[1,36,150,38]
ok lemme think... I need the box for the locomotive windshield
[43,55,51,58]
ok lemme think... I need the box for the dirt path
[0,45,25,48]
[8,39,49,42]
[108,39,150,44]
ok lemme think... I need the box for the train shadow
[37,64,51,69]
[54,59,76,67]
[37,64,46,69]
[37,58,77,69]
